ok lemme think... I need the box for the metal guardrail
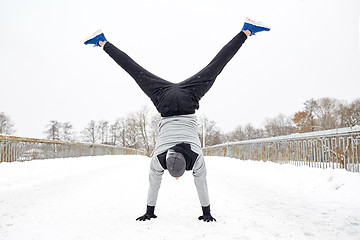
[0,135,145,162]
[203,126,360,172]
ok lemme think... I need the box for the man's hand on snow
[198,213,216,222]
[136,205,157,221]
[198,205,216,222]
[136,212,157,221]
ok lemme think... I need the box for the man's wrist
[201,205,211,215]
[146,205,155,214]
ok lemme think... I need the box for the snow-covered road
[1,155,359,240]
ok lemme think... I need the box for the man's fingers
[137,214,158,221]
[136,216,147,221]
[198,215,217,222]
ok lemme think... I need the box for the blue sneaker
[84,29,107,47]
[241,18,270,36]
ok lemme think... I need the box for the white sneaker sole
[84,29,103,42]
[245,18,271,29]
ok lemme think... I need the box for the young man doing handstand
[84,18,270,222]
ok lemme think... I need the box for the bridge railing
[203,126,360,172]
[0,135,145,163]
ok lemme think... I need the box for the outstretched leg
[178,30,249,101]
[179,17,270,102]
[101,41,173,104]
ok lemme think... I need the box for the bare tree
[134,107,161,155]
[136,106,152,155]
[109,120,120,146]
[61,122,74,142]
[124,113,141,149]
[264,114,295,137]
[225,125,246,142]
[304,98,318,131]
[197,116,224,147]
[44,120,61,141]
[149,114,161,153]
[0,112,15,135]
[81,120,97,144]
[349,99,360,126]
[117,117,128,147]
[244,123,264,140]
[315,97,340,130]
[98,120,109,144]
[338,98,360,127]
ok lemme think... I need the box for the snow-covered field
[0,155,359,240]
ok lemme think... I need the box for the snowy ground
[0,155,359,240]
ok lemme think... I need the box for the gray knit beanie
[166,149,186,177]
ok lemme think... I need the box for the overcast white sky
[1,0,359,139]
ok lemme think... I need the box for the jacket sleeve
[192,154,210,207]
[147,156,164,206]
